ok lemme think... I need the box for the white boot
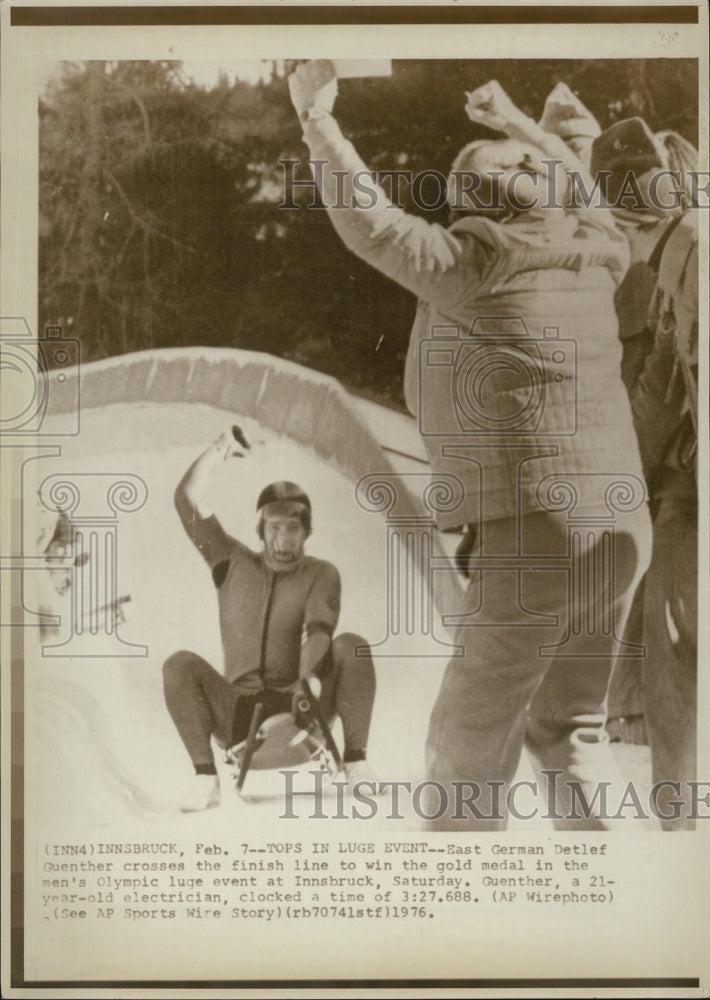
[179,774,220,812]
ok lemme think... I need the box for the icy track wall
[31,347,457,826]
[48,347,390,479]
[44,346,459,606]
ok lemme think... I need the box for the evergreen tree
[39,58,698,408]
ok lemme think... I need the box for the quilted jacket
[302,112,645,528]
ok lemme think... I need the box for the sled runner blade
[235,700,264,792]
[299,678,343,772]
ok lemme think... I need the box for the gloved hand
[465,79,525,135]
[291,676,322,723]
[288,60,338,119]
[212,425,251,461]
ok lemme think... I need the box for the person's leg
[606,575,646,744]
[319,633,376,772]
[162,650,241,771]
[425,513,568,831]
[525,508,652,829]
[425,508,651,831]
[525,658,629,829]
[641,499,697,829]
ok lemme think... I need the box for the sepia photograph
[1,1,708,994]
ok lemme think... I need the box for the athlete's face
[262,514,308,569]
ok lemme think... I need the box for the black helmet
[256,481,311,536]
[256,481,311,511]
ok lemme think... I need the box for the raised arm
[288,60,487,305]
[464,79,628,278]
[465,79,591,183]
[174,426,250,565]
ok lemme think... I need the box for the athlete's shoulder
[229,536,261,563]
[213,539,260,588]
[301,554,340,580]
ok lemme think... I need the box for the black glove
[291,677,322,726]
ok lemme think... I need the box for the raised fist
[213,425,250,460]
[465,80,525,135]
[288,60,338,118]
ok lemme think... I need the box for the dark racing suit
[163,493,373,768]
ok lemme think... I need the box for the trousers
[163,633,375,769]
[641,496,697,829]
[425,508,652,830]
